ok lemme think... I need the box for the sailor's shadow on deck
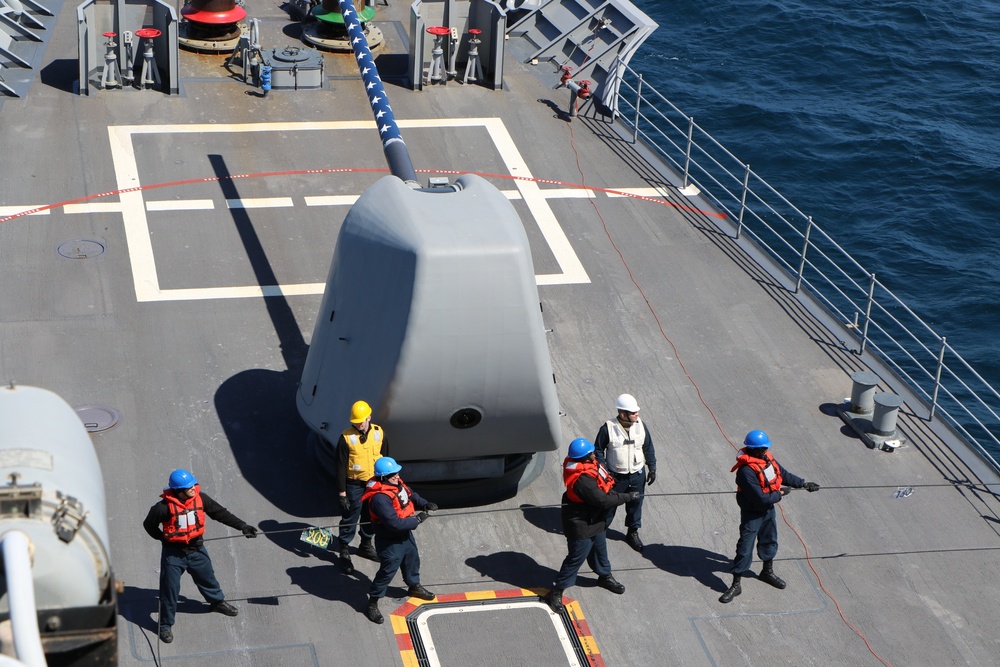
[209,153,330,518]
[286,563,371,607]
[518,502,562,534]
[259,519,374,611]
[118,585,223,633]
[641,544,730,592]
[466,551,555,590]
[258,519,340,564]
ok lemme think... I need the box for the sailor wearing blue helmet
[545,438,639,613]
[719,431,820,603]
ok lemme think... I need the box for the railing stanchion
[632,73,643,144]
[602,68,999,462]
[794,216,813,293]
[930,336,947,421]
[609,56,621,124]
[736,164,750,239]
[860,273,875,355]
[682,116,694,188]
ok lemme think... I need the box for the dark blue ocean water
[631,1,1000,391]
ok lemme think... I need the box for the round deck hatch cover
[57,240,106,259]
[273,46,311,63]
[75,404,121,432]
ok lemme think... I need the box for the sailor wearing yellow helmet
[336,400,388,574]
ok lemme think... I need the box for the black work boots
[758,560,786,589]
[719,575,742,603]
[544,588,565,613]
[597,574,626,594]
[625,529,644,553]
[339,539,354,575]
[720,562,786,603]
[358,536,379,561]
[407,584,436,601]
[365,596,384,624]
[210,601,239,616]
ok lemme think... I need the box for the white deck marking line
[140,283,328,301]
[537,188,595,199]
[3,187,597,217]
[146,199,215,211]
[107,119,591,302]
[0,206,49,217]
[108,125,161,301]
[64,202,124,215]
[607,186,671,198]
[226,197,294,209]
[412,601,582,667]
[304,195,361,207]
[482,118,591,287]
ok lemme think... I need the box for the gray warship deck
[1,0,999,665]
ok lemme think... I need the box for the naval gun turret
[297,0,560,499]
[0,384,117,666]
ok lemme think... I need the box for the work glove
[424,502,439,512]
[780,486,791,496]
[242,525,259,539]
[804,482,820,492]
[628,491,641,502]
[646,469,656,486]
[416,512,430,523]
[339,495,351,512]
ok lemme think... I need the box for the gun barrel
[337,0,418,183]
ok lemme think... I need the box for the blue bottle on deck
[261,62,272,96]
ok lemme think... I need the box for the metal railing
[607,60,1000,470]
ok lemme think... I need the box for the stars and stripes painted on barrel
[336,0,402,149]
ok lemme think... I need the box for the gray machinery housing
[0,384,117,663]
[297,174,561,487]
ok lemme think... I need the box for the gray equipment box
[269,46,324,89]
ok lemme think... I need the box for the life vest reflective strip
[604,419,647,474]
[731,449,783,494]
[361,478,415,524]
[161,485,206,543]
[343,424,383,482]
[563,458,614,503]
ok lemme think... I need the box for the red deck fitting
[181,5,247,24]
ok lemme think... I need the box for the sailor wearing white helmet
[593,393,657,552]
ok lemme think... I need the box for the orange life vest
[563,457,614,503]
[161,485,206,544]
[362,478,416,524]
[731,449,783,494]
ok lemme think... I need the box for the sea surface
[630,0,1000,442]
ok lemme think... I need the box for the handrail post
[929,336,946,420]
[632,73,643,144]
[859,273,875,355]
[736,163,750,239]
[609,55,621,123]
[682,116,694,189]
[794,216,813,293]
